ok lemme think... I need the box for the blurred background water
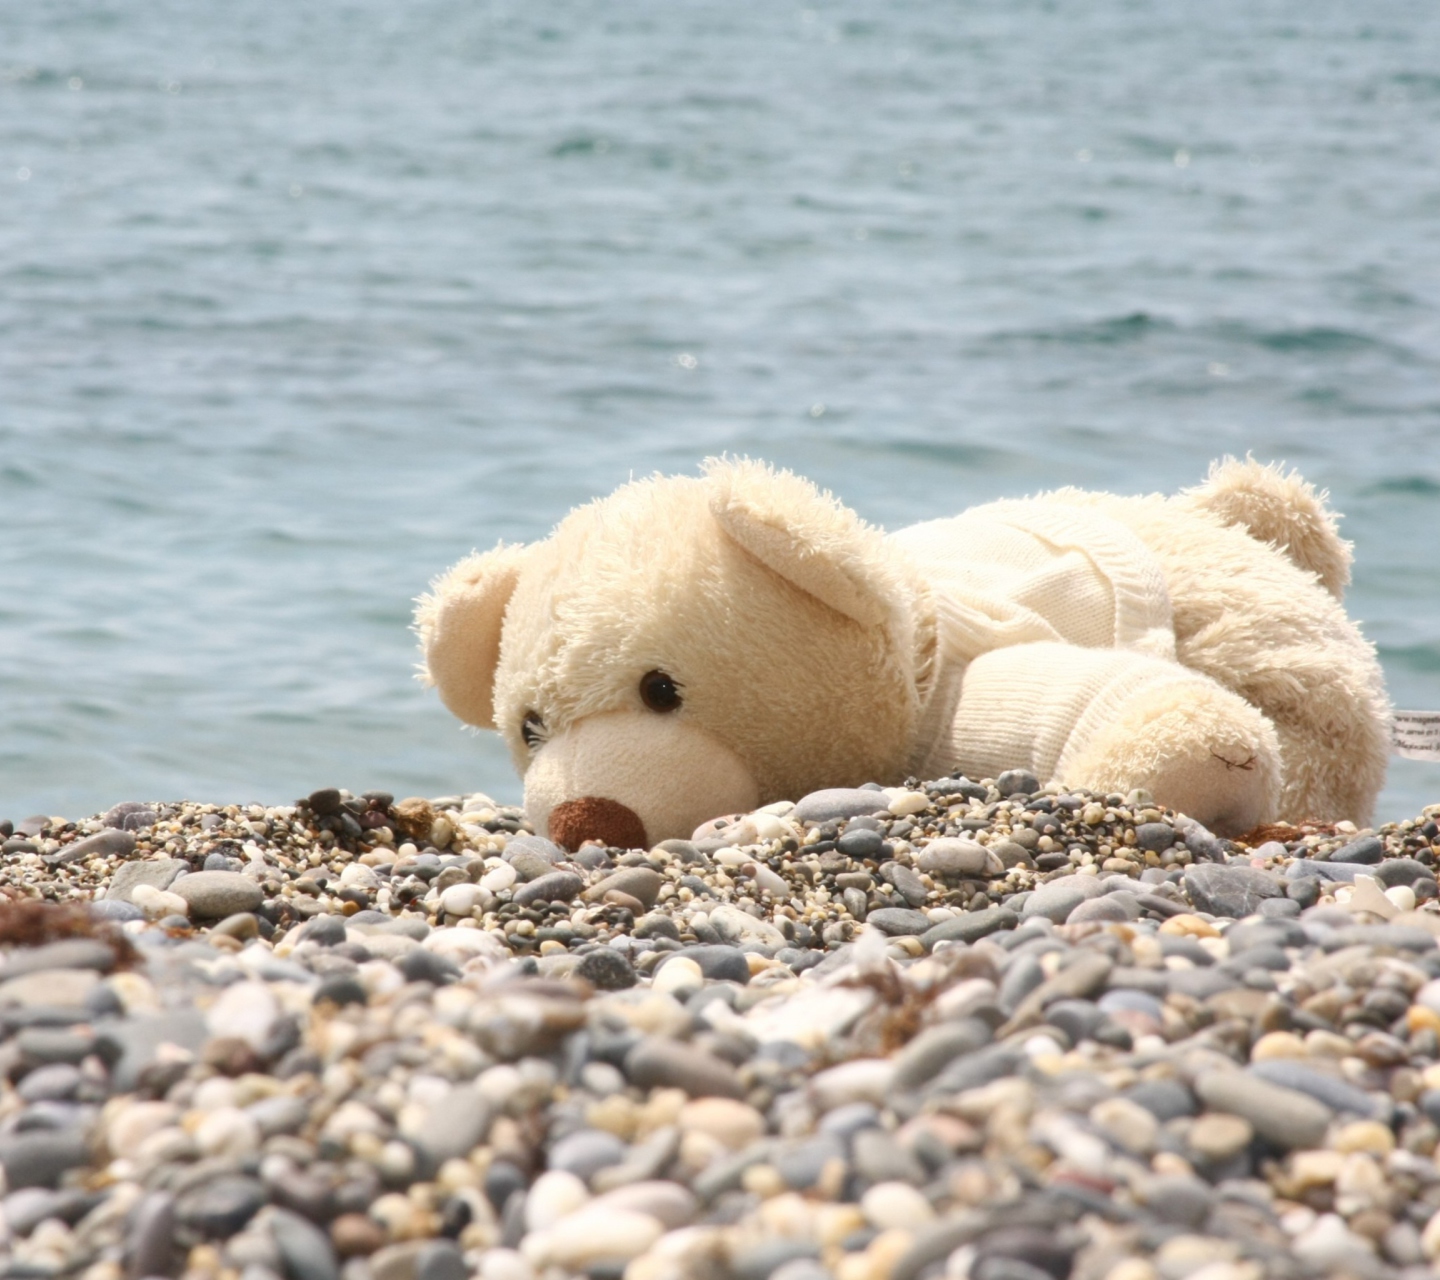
[3,0,1439,823]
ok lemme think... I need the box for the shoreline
[4,777,1440,1278]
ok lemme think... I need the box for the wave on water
[986,312,1174,348]
[1362,475,1440,498]
[1380,643,1440,677]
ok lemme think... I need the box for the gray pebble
[1248,1061,1389,1120]
[415,1242,466,1280]
[673,944,750,983]
[0,1130,90,1189]
[513,870,584,906]
[271,1208,340,1280]
[105,857,187,902]
[1373,858,1432,887]
[413,1087,490,1168]
[852,1127,926,1185]
[919,906,1017,950]
[506,848,558,882]
[1182,824,1224,862]
[53,828,137,864]
[171,870,264,918]
[0,938,117,981]
[103,801,158,831]
[817,1102,880,1140]
[1285,858,1366,883]
[17,1063,82,1102]
[1193,1072,1331,1149]
[1182,863,1282,917]
[1021,883,1086,923]
[1134,822,1176,852]
[15,1027,96,1064]
[176,1175,268,1237]
[547,1128,626,1181]
[1124,1078,1196,1121]
[732,1240,822,1280]
[505,834,566,865]
[893,1018,992,1092]
[1140,1174,1213,1227]
[1067,893,1138,924]
[775,1132,846,1190]
[587,866,663,909]
[1334,834,1383,864]
[865,907,931,936]
[127,1191,176,1280]
[1258,896,1302,918]
[997,953,1045,1013]
[916,839,1000,880]
[575,948,636,990]
[837,828,884,858]
[625,1036,744,1098]
[303,915,348,946]
[995,770,1039,797]
[90,899,144,923]
[791,789,890,824]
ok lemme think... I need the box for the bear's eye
[639,670,682,713]
[520,712,545,749]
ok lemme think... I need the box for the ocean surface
[3,0,1439,825]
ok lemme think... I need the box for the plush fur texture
[417,458,1389,846]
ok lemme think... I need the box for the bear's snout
[549,796,649,852]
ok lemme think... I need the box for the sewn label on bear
[1393,711,1440,761]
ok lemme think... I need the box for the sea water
[3,0,1439,822]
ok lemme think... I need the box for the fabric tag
[1393,711,1440,761]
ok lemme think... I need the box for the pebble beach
[6,775,1440,1280]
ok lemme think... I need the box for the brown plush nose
[549,797,649,852]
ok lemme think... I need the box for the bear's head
[415,459,936,850]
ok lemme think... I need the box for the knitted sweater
[890,499,1199,783]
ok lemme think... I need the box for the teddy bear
[414,457,1390,851]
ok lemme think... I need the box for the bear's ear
[414,543,529,729]
[704,457,903,628]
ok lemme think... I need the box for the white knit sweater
[890,499,1197,784]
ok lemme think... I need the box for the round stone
[525,1170,589,1231]
[791,789,889,824]
[1187,1113,1253,1161]
[575,948,636,991]
[652,956,704,997]
[995,770,1039,797]
[861,1181,935,1230]
[678,1098,765,1150]
[547,1128,626,1181]
[171,870,263,919]
[917,839,1001,880]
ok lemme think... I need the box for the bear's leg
[948,643,1281,835]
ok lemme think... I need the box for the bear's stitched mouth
[549,796,648,852]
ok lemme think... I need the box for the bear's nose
[549,797,648,852]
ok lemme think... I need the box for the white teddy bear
[416,457,1390,849]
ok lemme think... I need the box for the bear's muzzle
[549,796,648,852]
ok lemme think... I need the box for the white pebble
[106,1101,176,1154]
[205,980,279,1050]
[478,1249,535,1280]
[525,1207,663,1270]
[131,884,189,919]
[339,862,379,889]
[524,1169,589,1231]
[809,1058,895,1109]
[1385,884,1417,912]
[481,862,517,892]
[861,1181,935,1230]
[194,1106,261,1158]
[886,790,931,816]
[652,957,704,997]
[440,882,489,916]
